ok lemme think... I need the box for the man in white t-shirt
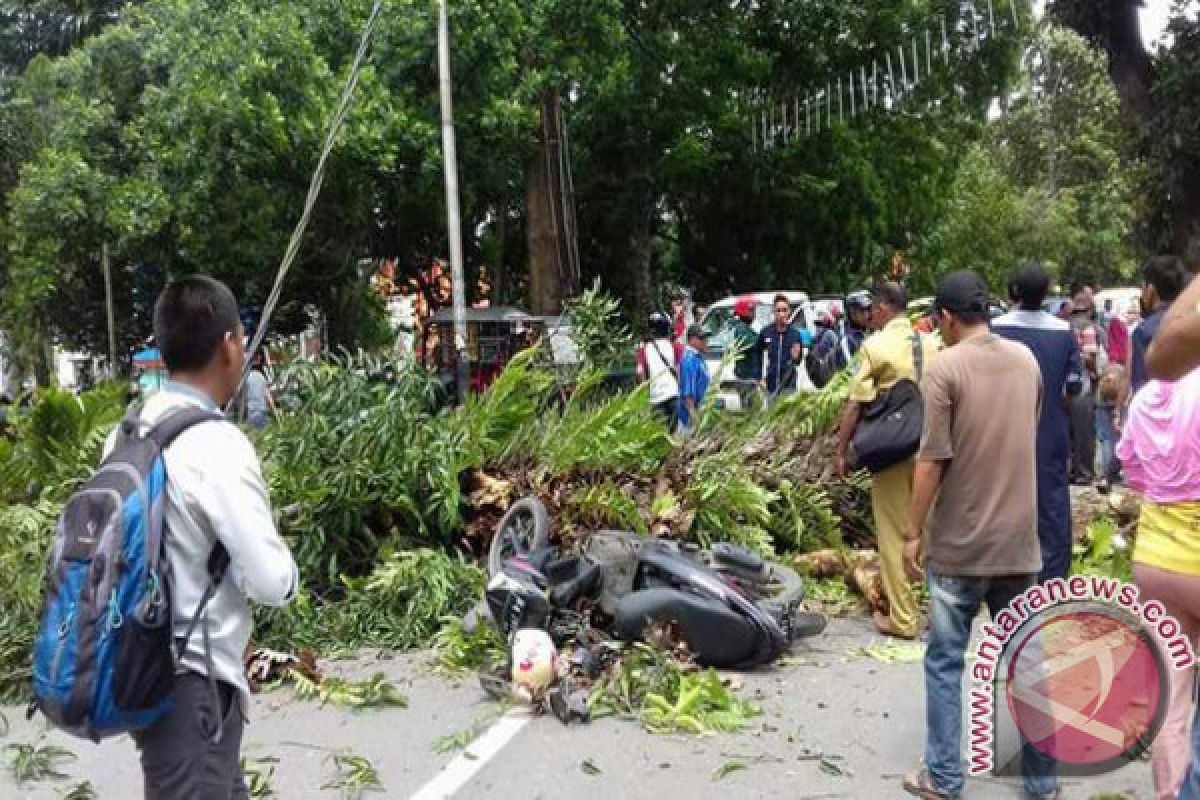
[636,312,683,431]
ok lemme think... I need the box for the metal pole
[861,66,868,111]
[970,1,982,51]
[849,72,855,117]
[913,37,920,85]
[886,52,895,107]
[438,0,469,404]
[942,16,950,64]
[926,28,932,77]
[102,240,117,378]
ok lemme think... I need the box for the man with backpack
[840,291,872,367]
[806,311,842,388]
[37,276,299,799]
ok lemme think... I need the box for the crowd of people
[634,291,874,431]
[636,258,1200,800]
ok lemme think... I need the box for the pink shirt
[1117,369,1200,504]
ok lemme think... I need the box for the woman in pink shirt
[1118,368,1200,799]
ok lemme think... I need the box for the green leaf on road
[711,760,747,781]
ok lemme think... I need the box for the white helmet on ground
[510,628,558,700]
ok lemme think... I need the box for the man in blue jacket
[678,325,711,433]
[756,295,807,397]
[993,263,1084,581]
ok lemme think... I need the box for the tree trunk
[1052,1,1200,254]
[527,126,559,315]
[526,90,580,315]
[1052,1,1152,121]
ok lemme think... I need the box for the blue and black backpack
[31,406,225,741]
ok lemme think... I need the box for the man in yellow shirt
[835,282,938,639]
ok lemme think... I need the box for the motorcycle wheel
[488,496,552,576]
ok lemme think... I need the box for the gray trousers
[1068,392,1096,481]
[133,672,248,800]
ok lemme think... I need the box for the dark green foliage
[255,548,485,655]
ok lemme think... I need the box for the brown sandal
[873,610,918,640]
[902,767,957,800]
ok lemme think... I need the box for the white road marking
[409,710,532,800]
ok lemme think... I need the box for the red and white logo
[1006,606,1166,772]
[970,578,1191,779]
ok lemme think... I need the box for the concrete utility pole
[102,240,117,378]
[437,0,469,403]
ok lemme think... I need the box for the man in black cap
[902,270,1056,800]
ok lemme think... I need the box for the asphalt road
[1,616,1155,799]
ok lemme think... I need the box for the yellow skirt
[1134,501,1200,577]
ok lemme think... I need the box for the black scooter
[474,497,826,670]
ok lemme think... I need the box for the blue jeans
[925,572,1059,797]
[1094,404,1119,481]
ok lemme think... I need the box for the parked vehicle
[423,307,543,400]
[473,497,827,670]
[1095,287,1141,319]
[1043,295,1069,317]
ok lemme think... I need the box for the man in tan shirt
[900,271,1055,800]
[836,281,938,639]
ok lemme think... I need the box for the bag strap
[649,339,680,385]
[911,333,924,383]
[147,407,226,450]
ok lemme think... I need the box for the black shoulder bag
[850,333,925,474]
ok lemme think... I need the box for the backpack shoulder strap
[911,333,924,382]
[147,407,226,450]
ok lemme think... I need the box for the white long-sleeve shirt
[104,381,297,709]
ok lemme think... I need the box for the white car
[1094,287,1141,320]
[700,291,817,408]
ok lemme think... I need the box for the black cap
[686,324,709,340]
[934,270,990,315]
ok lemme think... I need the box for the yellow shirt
[1134,501,1200,576]
[849,317,939,404]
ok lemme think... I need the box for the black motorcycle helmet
[648,312,671,338]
